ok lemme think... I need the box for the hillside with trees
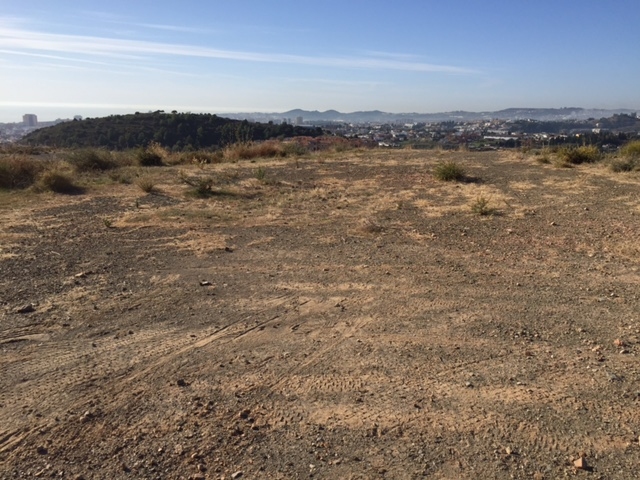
[21,111,323,150]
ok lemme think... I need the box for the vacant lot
[1,149,639,479]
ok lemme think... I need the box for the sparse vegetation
[433,161,466,181]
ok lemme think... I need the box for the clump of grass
[136,177,156,193]
[557,145,601,165]
[67,149,119,172]
[470,195,495,216]
[433,161,466,181]
[36,170,79,194]
[0,155,45,189]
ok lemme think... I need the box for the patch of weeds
[103,218,113,228]
[558,145,601,165]
[470,195,495,216]
[136,177,156,194]
[433,161,466,182]
[67,149,119,172]
[0,155,44,189]
[36,170,81,194]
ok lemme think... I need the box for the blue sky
[1,0,639,122]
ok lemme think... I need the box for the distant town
[2,108,639,150]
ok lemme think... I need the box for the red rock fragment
[574,456,588,470]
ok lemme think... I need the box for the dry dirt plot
[1,149,640,479]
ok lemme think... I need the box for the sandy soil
[1,149,640,479]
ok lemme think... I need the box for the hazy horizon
[2,1,640,123]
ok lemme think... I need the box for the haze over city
[2,0,639,123]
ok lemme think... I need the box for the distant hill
[21,111,323,150]
[222,107,639,124]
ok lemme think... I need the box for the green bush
[433,161,465,181]
[0,156,44,189]
[67,149,119,172]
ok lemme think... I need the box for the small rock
[199,281,212,286]
[224,246,234,252]
[465,381,473,388]
[231,471,243,479]
[613,338,625,347]
[36,446,48,455]
[573,456,588,470]
[176,379,188,387]
[16,304,35,314]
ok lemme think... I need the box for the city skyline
[2,1,640,123]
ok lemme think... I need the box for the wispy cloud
[0,24,479,75]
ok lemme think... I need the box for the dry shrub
[173,150,223,165]
[620,139,640,158]
[223,141,285,161]
[36,170,79,194]
[558,145,601,165]
[0,155,45,189]
[67,149,119,172]
[359,218,385,234]
[433,161,466,181]
[136,177,156,193]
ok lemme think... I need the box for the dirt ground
[1,149,640,479]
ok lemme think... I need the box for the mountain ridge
[222,107,638,123]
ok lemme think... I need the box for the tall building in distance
[23,114,38,127]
